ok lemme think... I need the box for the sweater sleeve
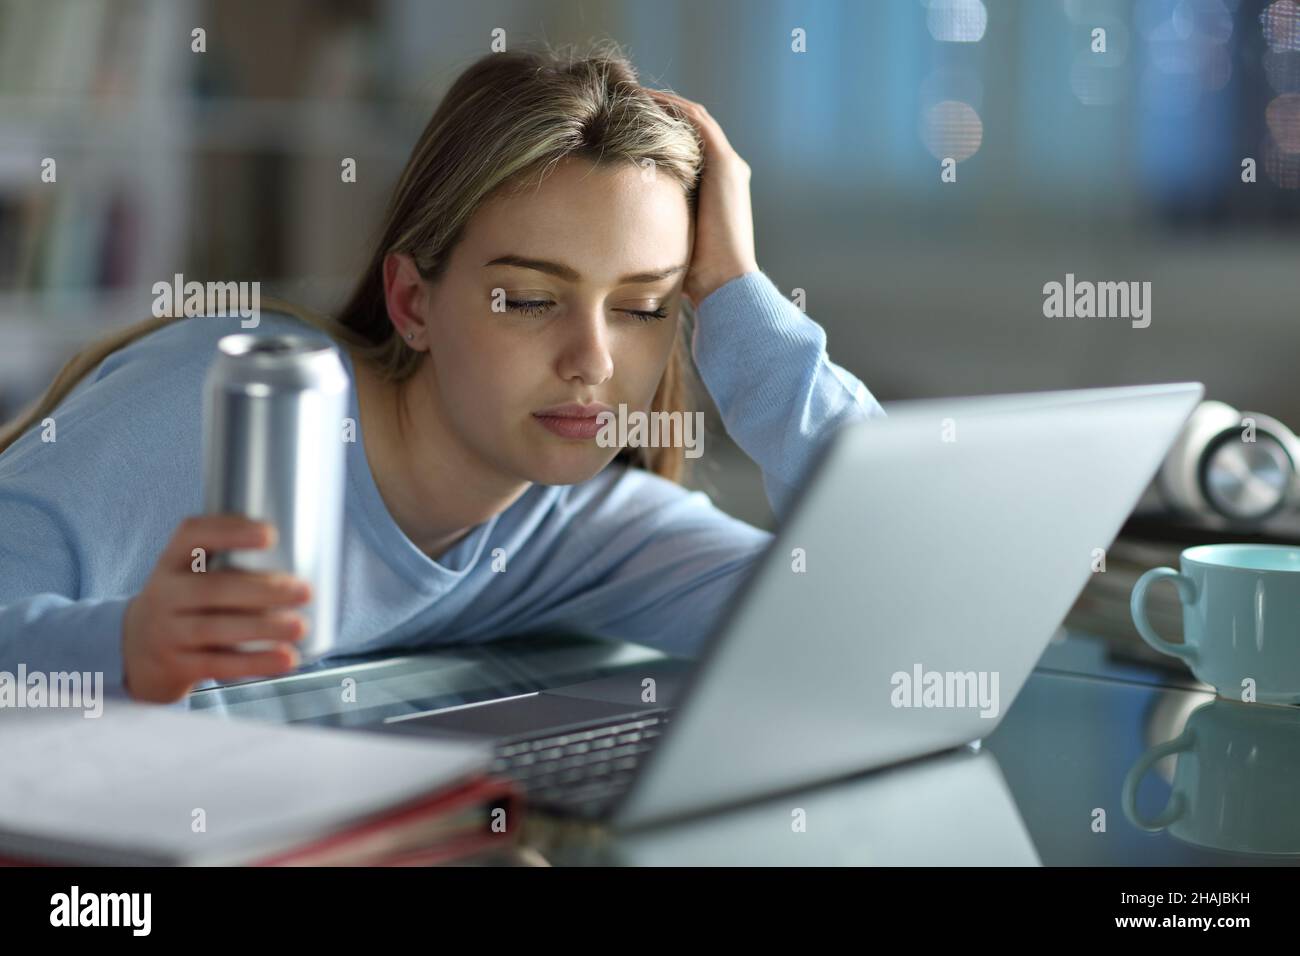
[0,494,134,699]
[690,269,886,519]
[498,269,886,658]
[0,314,226,707]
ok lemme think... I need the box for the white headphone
[1157,400,1300,523]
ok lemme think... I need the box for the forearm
[692,270,886,518]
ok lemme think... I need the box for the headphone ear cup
[1197,411,1300,522]
[1236,412,1300,475]
[1156,401,1244,515]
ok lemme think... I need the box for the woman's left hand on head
[644,88,759,306]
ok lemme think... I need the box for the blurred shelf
[0,289,148,341]
[185,97,417,154]
[0,0,444,421]
[0,96,418,156]
[0,292,147,412]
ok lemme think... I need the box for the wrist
[692,261,759,303]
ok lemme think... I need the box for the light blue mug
[1130,543,1300,705]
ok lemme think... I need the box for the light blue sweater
[0,271,885,701]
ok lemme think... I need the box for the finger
[645,88,712,122]
[170,568,311,614]
[180,645,301,682]
[644,88,703,120]
[175,609,307,651]
[644,86,692,106]
[166,515,276,572]
[645,89,730,151]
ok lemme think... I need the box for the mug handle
[1130,567,1199,664]
[1122,730,1194,831]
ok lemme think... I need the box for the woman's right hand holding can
[121,514,312,703]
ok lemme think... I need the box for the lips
[532,402,614,440]
[534,416,603,439]
[533,402,615,419]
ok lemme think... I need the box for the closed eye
[504,298,553,317]
[622,306,669,322]
[503,300,669,323]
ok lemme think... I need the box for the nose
[555,304,614,386]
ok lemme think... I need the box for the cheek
[642,317,681,369]
[434,325,551,434]
[618,320,678,392]
[429,316,531,417]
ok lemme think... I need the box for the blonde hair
[0,40,706,483]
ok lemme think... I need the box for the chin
[524,446,619,486]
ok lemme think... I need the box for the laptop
[375,382,1205,831]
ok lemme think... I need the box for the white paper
[0,700,490,864]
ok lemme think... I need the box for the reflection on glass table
[991,630,1300,866]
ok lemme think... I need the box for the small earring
[406,332,414,341]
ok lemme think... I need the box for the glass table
[186,626,1300,866]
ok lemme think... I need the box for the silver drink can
[201,333,350,661]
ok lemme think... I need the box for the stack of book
[0,700,522,866]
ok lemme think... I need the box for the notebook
[0,700,521,866]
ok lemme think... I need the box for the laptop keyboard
[488,709,673,820]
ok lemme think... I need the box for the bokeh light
[1265,92,1300,151]
[1261,0,1300,52]
[1173,0,1234,43]
[921,100,984,161]
[1136,0,1235,113]
[1264,49,1300,92]
[1071,16,1130,105]
[926,0,988,43]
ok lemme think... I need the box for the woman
[0,43,884,704]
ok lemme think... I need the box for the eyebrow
[484,254,687,284]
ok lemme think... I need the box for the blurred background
[1,0,1297,528]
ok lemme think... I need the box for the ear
[382,253,431,347]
